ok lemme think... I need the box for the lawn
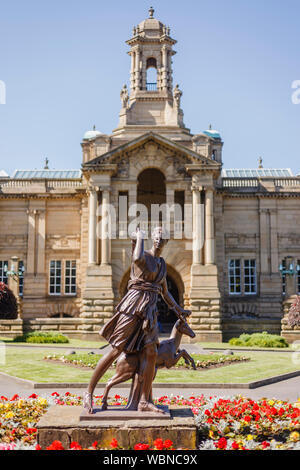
[0,336,106,349]
[0,346,299,384]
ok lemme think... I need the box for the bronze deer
[101,319,196,410]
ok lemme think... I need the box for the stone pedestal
[37,405,197,450]
[81,264,114,321]
[189,264,222,342]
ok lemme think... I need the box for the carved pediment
[83,132,220,180]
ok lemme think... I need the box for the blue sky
[0,0,299,175]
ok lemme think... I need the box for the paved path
[1,372,300,402]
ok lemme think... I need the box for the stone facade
[1,9,300,342]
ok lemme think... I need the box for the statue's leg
[83,347,121,414]
[137,343,165,413]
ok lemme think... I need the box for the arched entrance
[157,274,179,333]
[137,168,166,226]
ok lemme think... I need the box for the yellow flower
[17,399,24,408]
[268,400,275,406]
[290,431,300,442]
[38,398,48,406]
[246,434,254,440]
[5,411,14,419]
[209,430,215,439]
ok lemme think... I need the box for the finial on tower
[258,156,263,168]
[148,6,154,18]
[44,157,49,170]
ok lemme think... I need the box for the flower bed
[44,352,250,370]
[0,393,300,450]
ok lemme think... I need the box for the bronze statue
[83,226,191,414]
[100,318,196,411]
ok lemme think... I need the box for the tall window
[228,258,257,295]
[0,261,8,285]
[244,259,257,294]
[49,260,61,295]
[65,260,76,295]
[49,260,77,296]
[146,57,157,91]
[228,259,241,294]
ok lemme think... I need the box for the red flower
[114,394,121,399]
[46,440,65,450]
[134,443,150,450]
[231,441,239,450]
[65,392,71,396]
[70,441,82,450]
[0,396,8,401]
[244,415,251,423]
[92,441,98,448]
[35,444,42,450]
[215,438,227,450]
[154,438,164,450]
[110,438,119,449]
[163,439,173,449]
[11,394,19,401]
[28,394,38,399]
[262,441,270,449]
[26,428,37,435]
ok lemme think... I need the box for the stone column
[130,51,135,92]
[101,188,111,265]
[135,48,140,90]
[37,210,46,274]
[162,45,168,90]
[88,187,98,265]
[26,209,37,274]
[192,187,202,265]
[205,188,215,265]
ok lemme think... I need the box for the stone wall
[0,318,106,341]
[189,298,222,342]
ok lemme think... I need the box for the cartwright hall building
[1,8,300,342]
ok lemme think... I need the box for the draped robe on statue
[100,251,167,353]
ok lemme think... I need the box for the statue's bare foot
[138,401,166,414]
[83,391,93,414]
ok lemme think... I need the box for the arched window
[146,57,157,91]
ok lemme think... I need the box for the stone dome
[203,128,221,140]
[83,127,102,140]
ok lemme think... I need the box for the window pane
[228,259,241,294]
[49,260,62,295]
[65,260,76,295]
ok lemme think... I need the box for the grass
[197,342,295,351]
[0,336,106,349]
[0,347,299,384]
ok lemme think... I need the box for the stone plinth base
[37,405,197,450]
[80,406,170,421]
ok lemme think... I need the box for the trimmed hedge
[228,332,289,348]
[14,331,69,344]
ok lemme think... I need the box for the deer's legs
[101,369,133,410]
[168,349,197,370]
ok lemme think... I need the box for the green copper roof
[12,170,82,179]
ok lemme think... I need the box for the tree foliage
[0,282,18,319]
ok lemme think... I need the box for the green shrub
[14,331,69,344]
[228,331,289,348]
